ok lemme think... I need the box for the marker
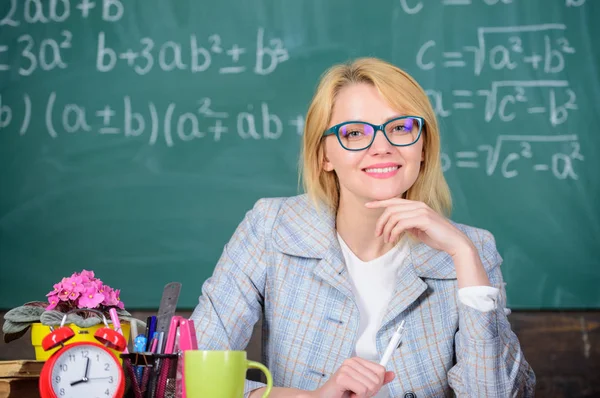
[379,320,406,367]
[109,308,128,354]
[149,336,159,354]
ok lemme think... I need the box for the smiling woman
[302,60,450,218]
[190,57,536,398]
[321,84,427,210]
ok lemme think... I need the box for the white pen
[379,320,406,367]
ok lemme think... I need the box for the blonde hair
[300,57,452,216]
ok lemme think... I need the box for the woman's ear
[322,146,334,171]
[323,156,334,171]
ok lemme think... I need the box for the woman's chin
[367,190,407,202]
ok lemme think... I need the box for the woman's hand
[365,198,491,287]
[248,358,393,398]
[365,198,470,257]
[309,357,395,398]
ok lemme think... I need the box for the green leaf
[4,305,45,323]
[3,326,30,344]
[2,319,32,335]
[39,311,103,328]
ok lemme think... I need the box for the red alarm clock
[39,309,127,398]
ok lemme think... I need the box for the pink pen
[149,337,159,353]
[109,308,128,353]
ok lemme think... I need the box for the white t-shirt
[337,234,499,398]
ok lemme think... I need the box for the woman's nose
[368,129,394,154]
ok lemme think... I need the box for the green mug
[184,350,273,398]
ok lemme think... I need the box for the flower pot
[30,321,131,361]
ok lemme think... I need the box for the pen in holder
[121,317,196,398]
[121,353,178,398]
[161,317,198,398]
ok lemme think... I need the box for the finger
[351,358,388,383]
[336,369,373,398]
[383,371,395,384]
[381,212,402,242]
[347,370,395,398]
[375,204,423,237]
[381,210,426,242]
[339,365,378,396]
[388,215,425,243]
[345,358,382,386]
[375,206,396,237]
[365,198,414,208]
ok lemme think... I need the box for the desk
[0,360,42,398]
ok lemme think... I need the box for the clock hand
[87,377,113,381]
[70,358,91,386]
[84,357,91,379]
[70,379,87,386]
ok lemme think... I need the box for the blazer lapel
[272,195,333,258]
[380,247,428,330]
[272,195,355,299]
[312,238,355,299]
[380,238,457,330]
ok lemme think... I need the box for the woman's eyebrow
[383,114,405,122]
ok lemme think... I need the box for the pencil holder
[121,353,179,398]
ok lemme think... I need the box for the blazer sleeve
[447,229,536,397]
[189,199,274,397]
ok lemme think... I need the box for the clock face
[50,343,121,398]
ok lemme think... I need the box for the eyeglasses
[322,116,424,151]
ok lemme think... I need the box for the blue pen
[146,316,157,351]
[133,334,147,383]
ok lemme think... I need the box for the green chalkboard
[0,0,598,310]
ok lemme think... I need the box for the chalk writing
[400,0,514,15]
[96,28,288,76]
[442,135,583,179]
[416,24,575,76]
[0,93,303,146]
[0,0,123,26]
[0,0,589,185]
[427,81,578,125]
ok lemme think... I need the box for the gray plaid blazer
[190,194,535,397]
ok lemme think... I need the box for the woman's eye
[392,122,413,133]
[342,129,363,138]
[390,118,415,133]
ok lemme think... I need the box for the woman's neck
[335,195,398,262]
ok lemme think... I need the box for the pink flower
[103,287,119,306]
[114,289,124,309]
[94,280,105,294]
[64,275,85,293]
[68,291,80,301]
[45,269,126,311]
[101,287,114,305]
[77,287,105,309]
[79,269,95,282]
[57,288,71,301]
[104,288,125,309]
[46,282,62,297]
[47,294,59,311]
